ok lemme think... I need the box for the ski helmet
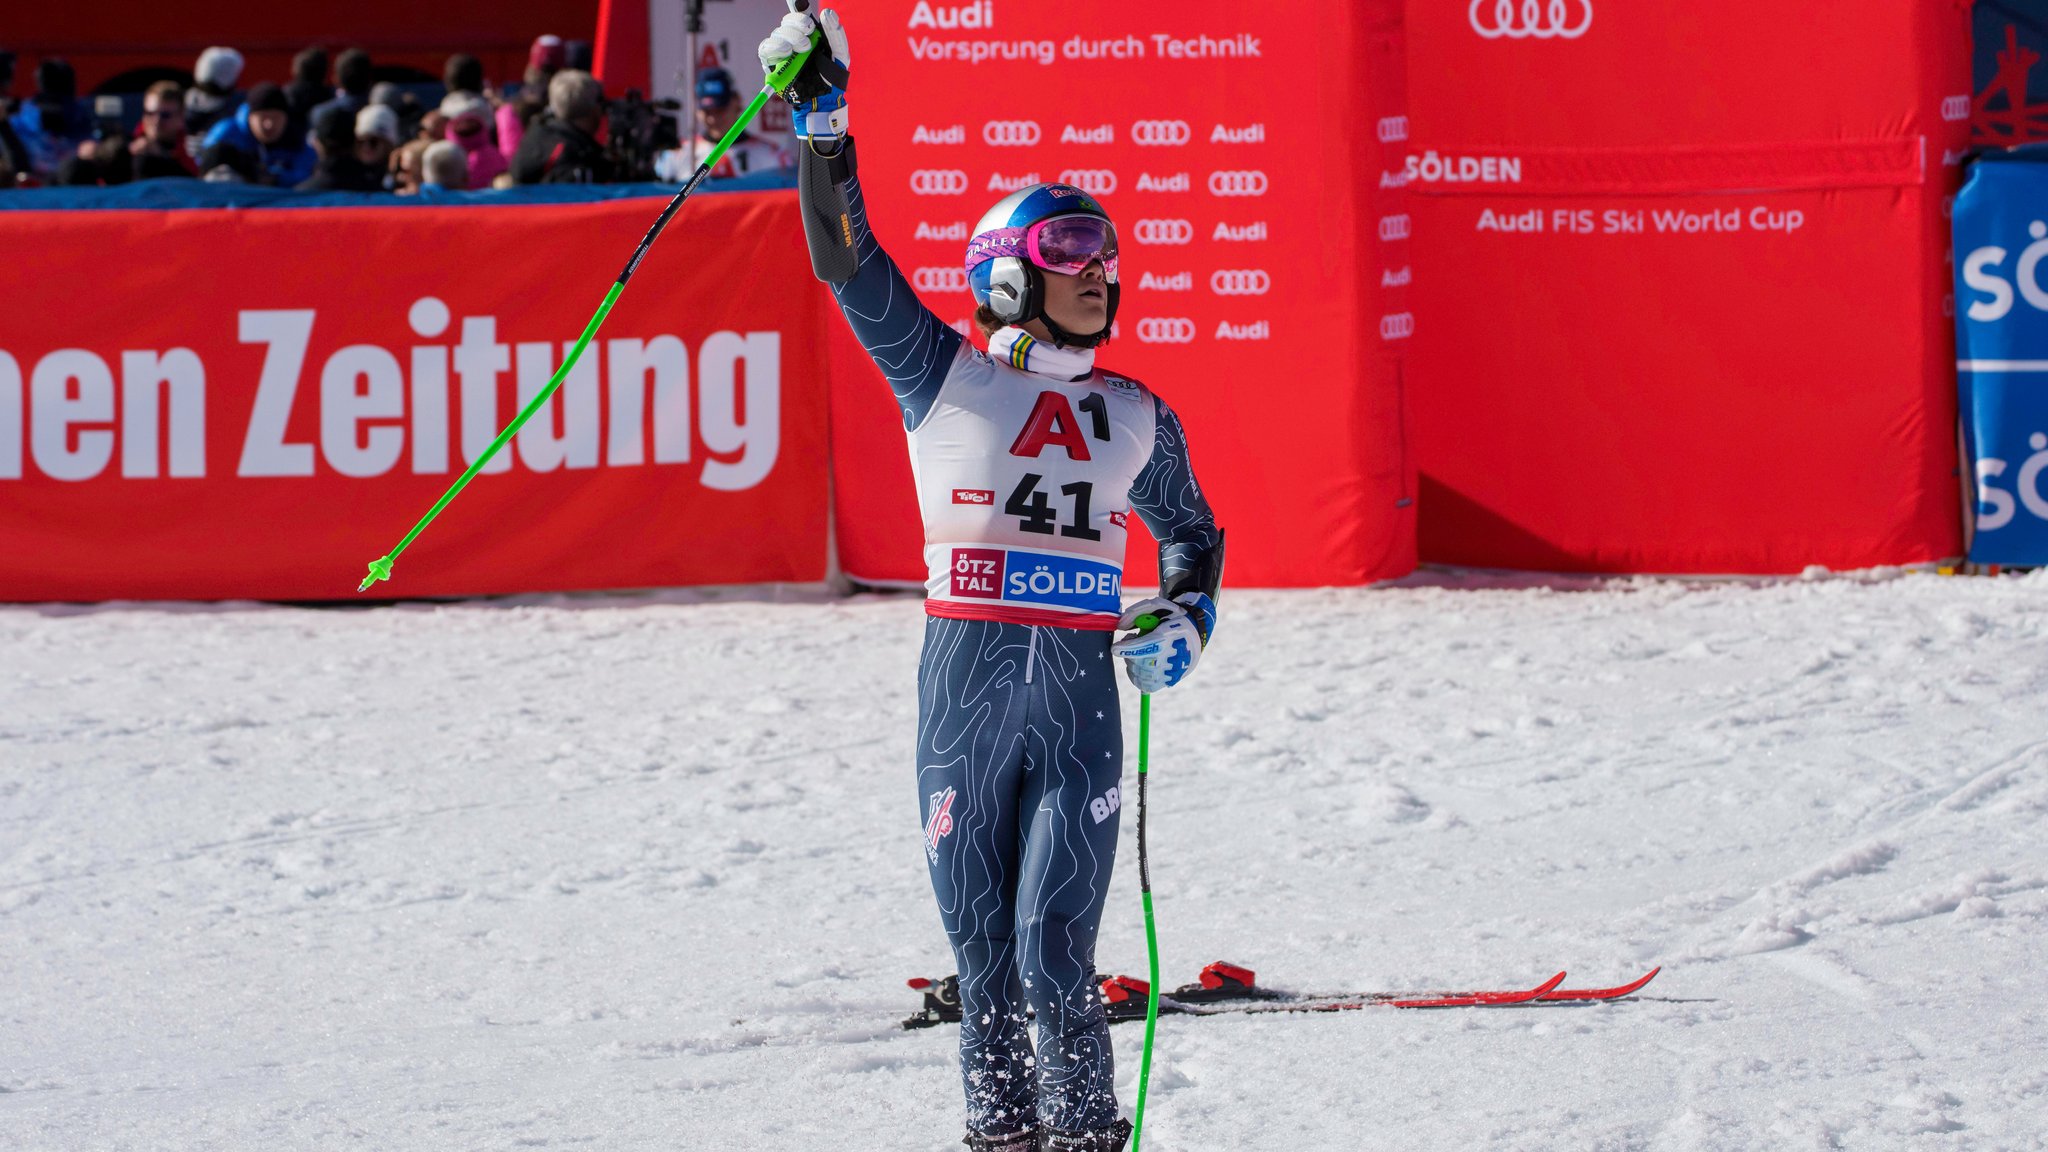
[964,183,1121,348]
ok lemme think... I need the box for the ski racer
[759,6,1225,1150]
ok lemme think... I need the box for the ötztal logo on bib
[1131,120,1193,147]
[911,169,969,195]
[1470,0,1593,40]
[983,120,1041,147]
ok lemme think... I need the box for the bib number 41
[1006,473,1102,541]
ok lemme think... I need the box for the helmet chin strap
[1034,280,1119,349]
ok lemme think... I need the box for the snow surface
[4,573,2047,1151]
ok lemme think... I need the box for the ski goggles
[965,214,1120,281]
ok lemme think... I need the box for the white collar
[987,326,1096,381]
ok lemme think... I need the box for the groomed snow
[3,573,2045,1150]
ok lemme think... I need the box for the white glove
[1111,592,1217,694]
[758,3,851,141]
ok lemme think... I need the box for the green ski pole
[356,7,826,593]
[1129,613,1163,1152]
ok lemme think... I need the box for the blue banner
[1955,152,2048,564]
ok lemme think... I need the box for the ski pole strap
[357,15,824,593]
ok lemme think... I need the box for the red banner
[0,193,829,601]
[1404,0,1970,572]
[826,0,1416,589]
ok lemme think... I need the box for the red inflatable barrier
[1404,0,1970,572]
[825,0,1415,589]
[0,193,829,601]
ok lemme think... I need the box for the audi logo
[1136,317,1198,344]
[1133,218,1194,245]
[1209,269,1271,296]
[1130,119,1193,147]
[1380,312,1416,341]
[1379,214,1412,241]
[913,267,969,293]
[1470,0,1593,39]
[983,120,1042,147]
[1058,169,1118,194]
[1208,170,1269,197]
[910,169,970,195]
[1377,116,1409,143]
[1941,95,1971,122]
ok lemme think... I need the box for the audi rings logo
[1208,170,1269,197]
[1941,95,1971,122]
[1136,318,1198,344]
[983,120,1042,147]
[1209,269,1271,296]
[1380,312,1416,341]
[1470,0,1593,39]
[913,267,969,293]
[1131,119,1193,147]
[1058,169,1118,194]
[911,169,970,195]
[1379,214,1412,241]
[1378,116,1409,143]
[1134,219,1195,245]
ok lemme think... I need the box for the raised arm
[763,3,962,431]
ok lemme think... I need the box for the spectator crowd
[0,37,793,195]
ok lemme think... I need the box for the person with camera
[509,69,614,185]
[759,5,1224,1150]
[652,67,790,182]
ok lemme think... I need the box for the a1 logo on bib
[1010,391,1113,460]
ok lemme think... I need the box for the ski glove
[1111,592,1217,694]
[759,1,850,143]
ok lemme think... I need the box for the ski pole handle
[765,0,824,94]
[1133,612,1162,634]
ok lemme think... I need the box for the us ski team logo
[925,788,957,863]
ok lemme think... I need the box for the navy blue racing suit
[824,139,1219,1138]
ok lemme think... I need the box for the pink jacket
[447,123,509,189]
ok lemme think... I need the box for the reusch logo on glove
[911,169,970,195]
[982,120,1042,147]
[1131,120,1192,147]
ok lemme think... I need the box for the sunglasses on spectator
[143,108,181,119]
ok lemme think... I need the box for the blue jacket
[6,98,92,180]
[201,104,315,188]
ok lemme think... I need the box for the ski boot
[1040,1119,1134,1151]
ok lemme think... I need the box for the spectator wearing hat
[296,103,379,191]
[440,91,505,189]
[199,81,314,186]
[7,59,92,181]
[497,34,565,159]
[653,66,789,183]
[308,49,374,140]
[184,46,244,145]
[355,104,400,189]
[285,47,330,145]
[420,139,469,195]
[510,69,613,185]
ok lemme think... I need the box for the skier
[759,6,1224,1150]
